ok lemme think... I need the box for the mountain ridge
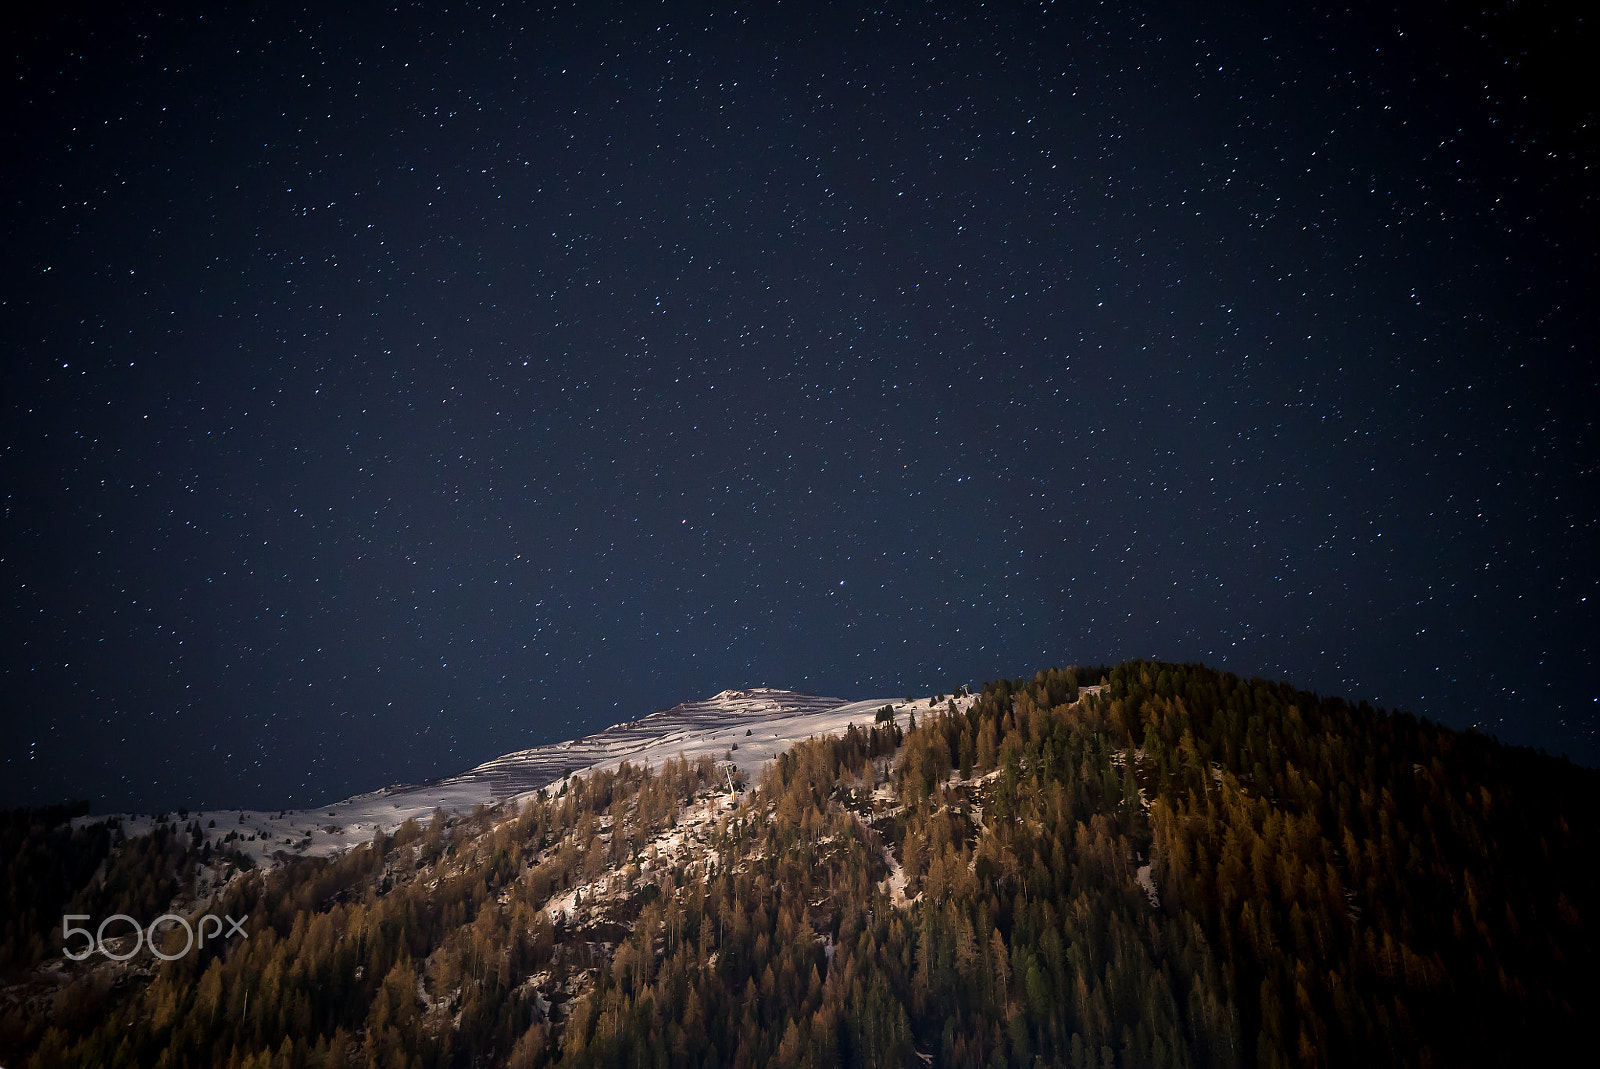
[71,686,914,868]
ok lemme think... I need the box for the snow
[75,688,965,868]
[1136,862,1160,909]
[880,845,917,908]
[543,793,731,925]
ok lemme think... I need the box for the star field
[3,1,1595,812]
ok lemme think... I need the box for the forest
[1,660,1596,1068]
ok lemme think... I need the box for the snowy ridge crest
[89,687,905,867]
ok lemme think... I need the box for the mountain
[440,687,893,806]
[3,661,1598,1068]
[62,687,911,870]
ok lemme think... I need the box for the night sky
[3,2,1595,814]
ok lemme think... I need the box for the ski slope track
[80,688,917,866]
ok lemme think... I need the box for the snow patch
[1136,863,1160,909]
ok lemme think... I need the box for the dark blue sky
[3,1,1595,813]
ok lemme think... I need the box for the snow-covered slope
[81,687,947,866]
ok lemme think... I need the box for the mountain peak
[707,686,795,701]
